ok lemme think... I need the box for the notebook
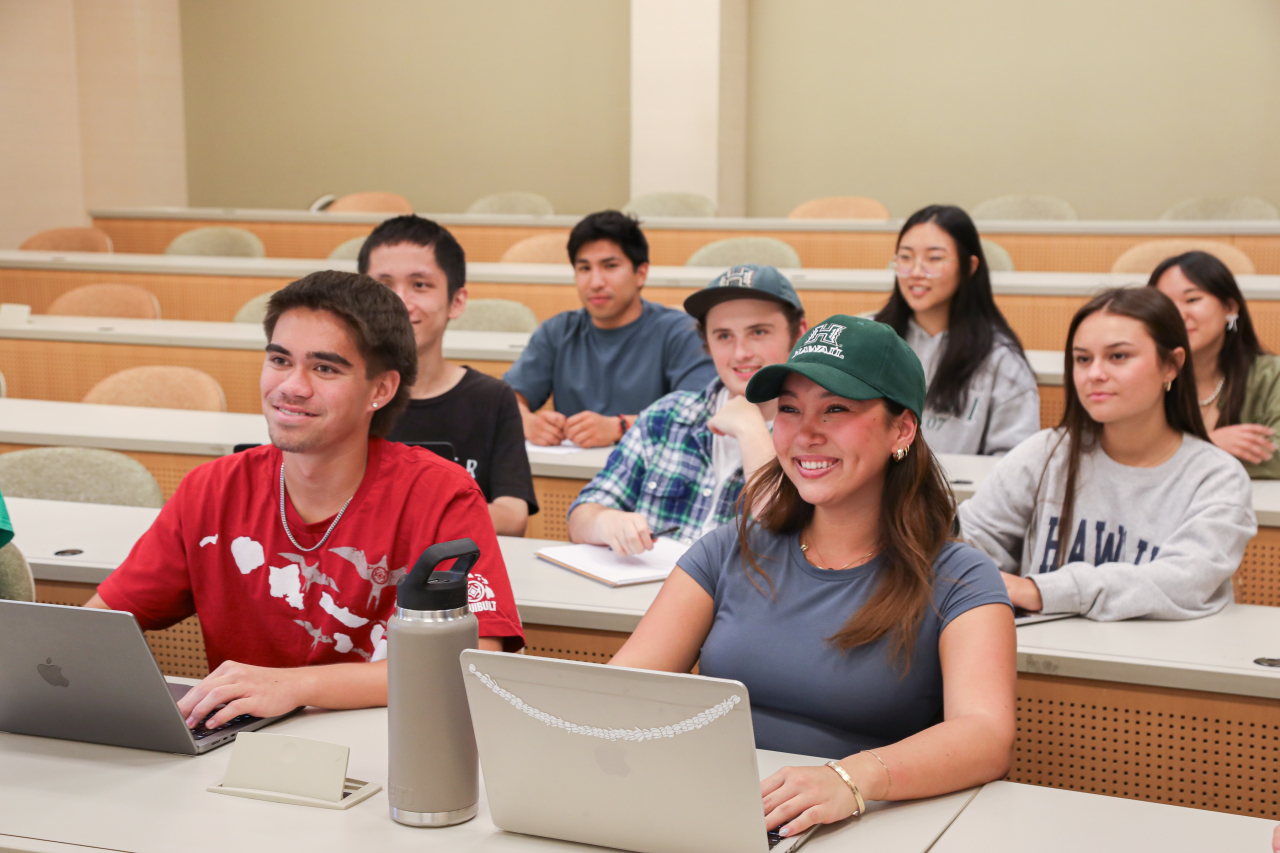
[536,538,690,587]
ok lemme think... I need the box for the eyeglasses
[892,254,954,279]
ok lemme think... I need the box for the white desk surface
[0,703,977,853]
[0,397,269,456]
[931,781,1275,852]
[0,312,1067,386]
[15,495,1280,697]
[90,205,1280,237]
[7,249,1280,301]
[0,312,529,361]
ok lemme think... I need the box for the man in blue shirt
[504,211,716,447]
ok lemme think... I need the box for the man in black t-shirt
[359,215,538,535]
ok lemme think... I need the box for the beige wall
[746,0,1280,219]
[0,0,186,249]
[179,0,631,215]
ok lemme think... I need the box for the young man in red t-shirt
[87,271,523,731]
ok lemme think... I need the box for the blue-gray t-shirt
[502,300,717,417]
[679,525,1011,759]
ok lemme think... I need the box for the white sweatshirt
[905,320,1040,456]
[958,428,1256,620]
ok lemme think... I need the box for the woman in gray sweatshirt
[959,287,1256,621]
[875,205,1040,456]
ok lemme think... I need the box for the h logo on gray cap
[717,267,755,289]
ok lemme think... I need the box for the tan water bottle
[387,539,481,827]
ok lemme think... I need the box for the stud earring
[892,446,908,462]
[372,403,379,409]
[1164,380,1173,392]
[1227,313,1239,332]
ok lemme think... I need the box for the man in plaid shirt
[568,265,808,554]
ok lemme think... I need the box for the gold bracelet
[863,749,891,799]
[824,760,864,818]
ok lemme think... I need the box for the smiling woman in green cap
[610,314,1016,839]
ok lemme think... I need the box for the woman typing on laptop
[609,316,1015,839]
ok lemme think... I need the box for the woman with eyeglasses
[1149,251,1280,478]
[875,205,1039,456]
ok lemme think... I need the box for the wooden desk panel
[0,338,508,414]
[96,216,377,259]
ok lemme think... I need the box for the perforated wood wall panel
[1039,385,1065,429]
[523,623,630,663]
[0,267,286,321]
[1238,527,1280,607]
[526,476,589,541]
[0,443,205,499]
[35,580,210,679]
[1013,673,1280,817]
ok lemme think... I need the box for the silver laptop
[461,649,818,853]
[0,600,287,755]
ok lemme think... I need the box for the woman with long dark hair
[875,205,1039,455]
[610,316,1015,839]
[1149,251,1280,477]
[959,288,1256,620]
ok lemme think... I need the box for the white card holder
[208,732,382,810]
[0,304,32,327]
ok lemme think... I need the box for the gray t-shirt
[678,525,1010,758]
[503,300,716,417]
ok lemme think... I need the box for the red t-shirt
[98,438,524,670]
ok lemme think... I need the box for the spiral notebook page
[535,538,690,587]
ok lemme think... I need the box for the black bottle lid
[396,539,480,612]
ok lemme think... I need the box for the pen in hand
[650,525,680,539]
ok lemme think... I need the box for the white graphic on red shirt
[268,564,304,609]
[231,537,264,574]
[367,622,387,662]
[319,591,369,628]
[279,552,340,594]
[199,535,218,547]
[329,546,407,608]
[293,620,334,650]
[333,632,354,654]
[468,573,498,613]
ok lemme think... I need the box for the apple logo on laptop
[37,658,70,688]
[595,743,630,777]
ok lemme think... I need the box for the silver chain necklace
[1199,377,1225,408]
[278,463,354,553]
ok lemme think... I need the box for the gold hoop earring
[892,446,908,462]
[1164,381,1172,393]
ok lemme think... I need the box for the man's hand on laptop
[564,411,623,448]
[176,660,307,730]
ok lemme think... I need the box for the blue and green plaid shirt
[569,379,743,544]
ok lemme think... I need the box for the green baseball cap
[683,264,804,321]
[745,314,926,419]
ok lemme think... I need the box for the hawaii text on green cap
[744,314,927,419]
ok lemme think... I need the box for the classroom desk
[930,781,1276,851]
[14,496,1280,817]
[89,205,1280,274]
[0,313,528,413]
[0,703,979,853]
[8,249,1280,353]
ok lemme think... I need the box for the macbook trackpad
[166,681,192,702]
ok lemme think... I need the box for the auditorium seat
[328,236,367,260]
[972,195,1078,220]
[1159,197,1279,221]
[326,192,414,214]
[623,191,717,218]
[467,192,555,215]
[449,299,539,332]
[787,196,890,220]
[20,227,113,253]
[1111,239,1256,276]
[500,233,570,264]
[981,238,1015,272]
[233,291,275,323]
[47,284,161,319]
[165,227,265,258]
[0,446,163,508]
[687,237,802,268]
[82,366,227,412]
[0,543,34,602]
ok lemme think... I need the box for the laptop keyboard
[767,829,784,849]
[192,712,258,740]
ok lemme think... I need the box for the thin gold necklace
[800,538,878,570]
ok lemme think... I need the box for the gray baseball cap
[682,264,805,321]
